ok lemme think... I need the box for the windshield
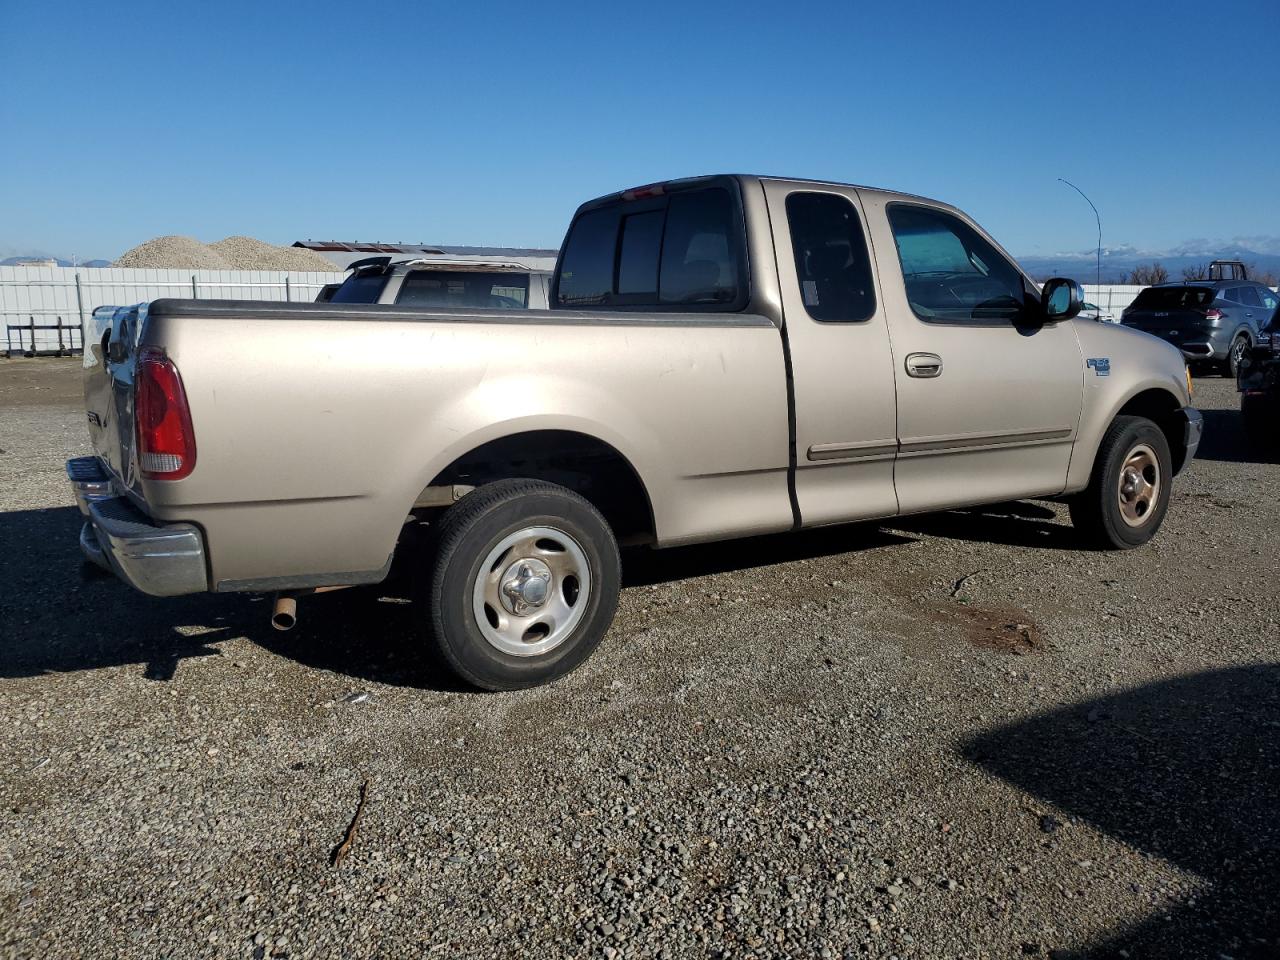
[1130,286,1213,310]
[329,271,389,304]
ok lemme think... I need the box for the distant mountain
[1018,243,1280,284]
[1,256,112,268]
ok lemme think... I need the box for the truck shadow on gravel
[0,505,474,689]
[886,500,1084,550]
[966,665,1279,959]
[0,505,918,688]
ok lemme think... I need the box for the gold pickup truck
[69,174,1202,690]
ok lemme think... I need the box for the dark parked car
[1238,306,1280,452]
[1121,278,1279,376]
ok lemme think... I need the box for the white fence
[1081,284,1145,317]
[0,268,1246,356]
[1,265,344,355]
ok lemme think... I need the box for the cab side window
[887,205,1031,325]
[784,192,876,323]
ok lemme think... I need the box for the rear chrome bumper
[66,455,116,516]
[68,457,208,596]
[1179,406,1204,472]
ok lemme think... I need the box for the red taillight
[135,348,196,480]
[621,182,666,201]
[1204,308,1224,322]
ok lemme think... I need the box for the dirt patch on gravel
[928,602,1045,654]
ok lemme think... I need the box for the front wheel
[1069,415,1172,549]
[427,479,621,691]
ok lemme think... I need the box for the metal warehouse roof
[293,241,558,257]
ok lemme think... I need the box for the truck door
[858,195,1083,514]
[762,181,899,526]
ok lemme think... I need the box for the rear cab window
[553,179,749,311]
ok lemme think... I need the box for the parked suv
[324,257,552,309]
[1121,278,1279,376]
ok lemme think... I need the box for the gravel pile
[113,236,336,272]
[1,369,1277,959]
[112,235,233,270]
[209,237,338,272]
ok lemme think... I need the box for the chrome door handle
[905,352,943,378]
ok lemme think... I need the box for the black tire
[427,479,620,691]
[1069,415,1173,550]
[1225,335,1249,378]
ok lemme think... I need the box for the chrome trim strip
[806,440,899,462]
[898,426,1073,455]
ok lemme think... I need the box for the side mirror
[1042,278,1083,322]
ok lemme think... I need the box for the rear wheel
[427,479,620,691]
[1069,415,1172,549]
[1225,334,1249,378]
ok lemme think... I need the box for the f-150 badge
[1086,358,1111,376]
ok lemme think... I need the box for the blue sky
[2,0,1277,262]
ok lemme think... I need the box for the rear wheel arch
[416,429,657,546]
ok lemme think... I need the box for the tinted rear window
[396,270,529,309]
[556,208,618,306]
[1130,287,1214,310]
[784,191,876,323]
[617,211,664,295]
[330,271,388,304]
[554,185,746,310]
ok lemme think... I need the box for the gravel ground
[0,360,1276,960]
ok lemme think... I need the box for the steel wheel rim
[472,525,591,657]
[1117,442,1160,527]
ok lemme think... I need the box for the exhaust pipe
[271,595,298,631]
[270,585,351,631]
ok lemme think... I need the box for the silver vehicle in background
[1079,301,1116,323]
[317,257,552,309]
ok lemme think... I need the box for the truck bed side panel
[141,304,793,588]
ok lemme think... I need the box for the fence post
[74,272,86,327]
[56,317,65,356]
[285,276,292,302]
[191,275,199,299]
[28,316,36,356]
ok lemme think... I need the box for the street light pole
[1058,178,1102,288]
